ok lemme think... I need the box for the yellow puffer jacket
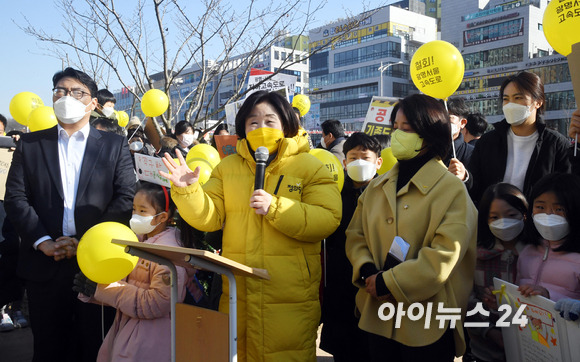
[172,130,342,362]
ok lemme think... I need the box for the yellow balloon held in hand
[292,94,311,117]
[410,40,464,100]
[141,89,169,117]
[186,144,221,169]
[77,222,139,284]
[28,106,58,132]
[9,92,44,126]
[542,0,580,56]
[310,148,344,191]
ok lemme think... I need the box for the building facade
[113,35,310,130]
[441,0,575,135]
[308,5,437,131]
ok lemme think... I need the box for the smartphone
[0,136,16,149]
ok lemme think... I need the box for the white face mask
[181,133,195,147]
[451,122,460,137]
[346,159,377,183]
[489,218,524,242]
[533,213,570,241]
[130,213,163,235]
[503,102,532,126]
[129,141,144,152]
[320,136,327,149]
[101,106,115,117]
[53,96,91,124]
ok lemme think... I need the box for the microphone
[254,146,269,190]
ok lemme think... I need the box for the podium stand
[113,240,270,362]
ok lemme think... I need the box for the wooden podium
[113,240,270,362]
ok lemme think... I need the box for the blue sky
[0,1,393,123]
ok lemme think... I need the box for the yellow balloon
[141,89,169,117]
[9,92,44,126]
[117,111,129,127]
[410,40,464,99]
[377,147,397,175]
[27,106,58,132]
[186,143,220,169]
[186,158,213,185]
[309,148,344,191]
[77,222,139,284]
[543,1,580,56]
[292,94,311,117]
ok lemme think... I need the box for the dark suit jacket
[4,126,136,282]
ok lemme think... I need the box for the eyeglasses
[52,87,91,100]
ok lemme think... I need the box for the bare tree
[19,0,377,135]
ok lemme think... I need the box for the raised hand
[159,151,200,187]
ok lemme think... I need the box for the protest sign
[0,149,13,200]
[493,278,580,362]
[214,135,239,159]
[134,153,171,188]
[362,96,399,136]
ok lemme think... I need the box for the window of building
[463,44,524,70]
[333,41,401,68]
[274,51,279,60]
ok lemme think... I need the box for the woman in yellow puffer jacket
[162,91,342,362]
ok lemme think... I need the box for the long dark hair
[526,173,580,252]
[477,183,528,249]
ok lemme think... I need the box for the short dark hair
[174,121,193,137]
[465,112,488,137]
[398,94,451,160]
[52,67,98,98]
[500,71,545,122]
[343,132,382,157]
[91,117,123,135]
[97,89,116,106]
[321,119,345,138]
[0,114,7,129]
[372,134,391,149]
[389,102,400,124]
[215,123,229,134]
[235,91,299,139]
[446,97,469,119]
[526,173,580,252]
[478,183,528,249]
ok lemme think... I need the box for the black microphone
[254,146,269,190]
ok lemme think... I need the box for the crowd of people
[0,66,580,362]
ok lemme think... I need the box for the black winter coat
[467,120,571,204]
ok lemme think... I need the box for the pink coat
[517,240,580,302]
[94,227,187,362]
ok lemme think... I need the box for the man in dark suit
[4,68,135,362]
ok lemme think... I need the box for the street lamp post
[378,61,404,97]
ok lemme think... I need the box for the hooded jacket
[89,227,187,362]
[172,130,341,361]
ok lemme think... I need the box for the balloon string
[575,134,578,157]
[492,284,511,306]
[444,99,457,159]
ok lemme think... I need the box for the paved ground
[1,319,334,361]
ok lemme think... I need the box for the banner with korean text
[361,96,399,136]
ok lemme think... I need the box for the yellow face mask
[246,127,284,153]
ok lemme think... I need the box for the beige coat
[346,158,477,356]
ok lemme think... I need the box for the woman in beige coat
[346,94,477,361]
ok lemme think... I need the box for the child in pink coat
[517,173,580,302]
[77,182,194,362]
